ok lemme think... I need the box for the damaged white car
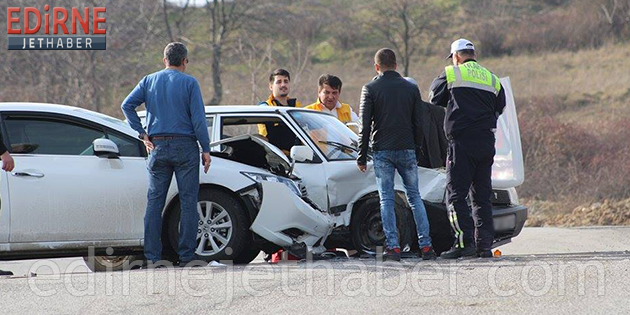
[139,77,528,256]
[0,103,334,271]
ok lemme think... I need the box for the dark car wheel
[404,201,455,255]
[350,197,414,254]
[167,188,252,263]
[83,255,144,272]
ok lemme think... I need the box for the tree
[162,0,193,43]
[362,0,446,76]
[205,0,255,105]
[233,32,273,104]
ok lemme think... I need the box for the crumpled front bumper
[251,181,335,248]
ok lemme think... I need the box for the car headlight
[240,171,302,197]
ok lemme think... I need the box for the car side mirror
[93,139,120,159]
[290,145,313,163]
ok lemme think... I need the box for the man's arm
[495,84,507,117]
[357,85,373,166]
[412,90,429,165]
[121,77,147,137]
[189,80,210,153]
[429,71,449,108]
[0,133,13,172]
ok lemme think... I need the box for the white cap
[447,38,475,59]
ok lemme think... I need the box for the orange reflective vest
[305,100,353,123]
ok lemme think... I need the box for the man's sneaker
[420,246,437,260]
[383,247,401,262]
[141,260,168,269]
[179,255,206,267]
[0,269,13,276]
[440,246,477,259]
[477,249,494,258]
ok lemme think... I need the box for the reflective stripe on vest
[445,62,501,95]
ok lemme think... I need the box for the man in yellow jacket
[305,74,359,124]
[258,68,303,152]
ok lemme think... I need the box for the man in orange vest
[305,74,359,124]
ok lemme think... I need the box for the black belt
[150,136,190,140]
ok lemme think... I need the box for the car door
[2,112,147,243]
[492,77,525,188]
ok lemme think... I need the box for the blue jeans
[373,150,432,249]
[144,137,200,263]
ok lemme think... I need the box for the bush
[518,96,630,204]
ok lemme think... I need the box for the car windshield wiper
[318,140,357,152]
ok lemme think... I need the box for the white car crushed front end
[208,134,335,256]
[251,181,334,254]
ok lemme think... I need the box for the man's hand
[357,162,367,173]
[202,152,211,173]
[1,152,14,172]
[142,134,154,153]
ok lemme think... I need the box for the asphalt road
[1,227,629,314]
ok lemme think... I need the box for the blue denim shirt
[121,69,210,152]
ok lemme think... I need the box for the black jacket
[357,71,424,165]
[429,60,506,138]
[417,101,448,168]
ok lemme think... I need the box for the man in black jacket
[429,39,506,259]
[357,48,436,261]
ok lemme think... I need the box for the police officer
[429,39,506,259]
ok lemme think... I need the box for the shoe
[420,246,437,260]
[141,260,168,269]
[178,255,206,267]
[0,269,13,276]
[477,249,493,258]
[440,246,477,259]
[383,247,401,262]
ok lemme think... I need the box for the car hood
[209,135,292,176]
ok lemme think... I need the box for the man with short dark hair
[429,38,506,259]
[122,42,211,268]
[305,74,359,124]
[357,48,436,261]
[258,68,303,152]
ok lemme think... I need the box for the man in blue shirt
[122,42,211,268]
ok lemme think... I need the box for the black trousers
[446,130,496,251]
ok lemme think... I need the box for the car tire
[83,255,143,272]
[404,202,455,255]
[350,197,414,254]
[167,188,251,263]
[233,242,261,264]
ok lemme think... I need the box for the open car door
[492,77,525,188]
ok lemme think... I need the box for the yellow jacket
[305,99,354,123]
[258,94,302,137]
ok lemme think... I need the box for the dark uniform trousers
[446,129,495,251]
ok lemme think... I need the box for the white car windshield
[289,110,358,161]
